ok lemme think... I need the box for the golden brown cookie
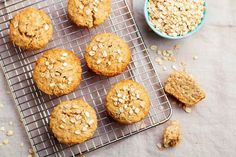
[85,33,132,77]
[164,71,205,107]
[33,48,82,96]
[49,99,97,144]
[163,121,181,148]
[106,80,150,124]
[68,0,111,28]
[9,7,53,50]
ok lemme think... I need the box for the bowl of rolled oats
[144,0,206,39]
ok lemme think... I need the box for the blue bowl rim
[144,0,207,39]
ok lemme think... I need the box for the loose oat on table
[68,0,111,28]
[183,105,192,113]
[85,33,132,77]
[148,0,205,36]
[49,99,97,144]
[164,71,205,107]
[163,121,181,148]
[6,130,14,136]
[106,80,150,124]
[9,7,53,50]
[33,48,82,96]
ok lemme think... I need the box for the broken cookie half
[164,71,205,107]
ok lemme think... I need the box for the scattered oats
[75,130,81,135]
[82,127,88,132]
[44,24,49,31]
[85,9,91,15]
[94,7,98,12]
[174,44,181,50]
[180,61,187,66]
[140,102,145,108]
[171,65,178,70]
[157,143,164,150]
[2,139,9,145]
[27,154,33,157]
[134,108,140,114]
[0,126,5,131]
[62,53,68,57]
[150,45,158,51]
[96,59,102,65]
[89,51,95,56]
[70,118,76,124]
[45,61,50,66]
[183,106,192,113]
[64,104,71,109]
[84,112,90,117]
[155,57,163,65]
[102,51,108,57]
[6,130,14,136]
[118,98,124,103]
[63,62,68,67]
[20,142,24,147]
[92,45,98,51]
[60,118,66,123]
[0,103,4,108]
[49,83,55,87]
[98,43,103,48]
[162,66,167,71]
[118,57,123,63]
[193,55,199,60]
[119,108,124,113]
[157,50,162,55]
[140,122,146,129]
[88,119,94,125]
[59,124,65,129]
[116,49,122,54]
[28,148,35,154]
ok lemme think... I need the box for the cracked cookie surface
[106,80,150,124]
[85,33,132,77]
[33,48,82,96]
[50,99,97,144]
[9,7,53,50]
[164,71,205,107]
[68,0,111,28]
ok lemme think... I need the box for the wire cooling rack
[0,0,172,156]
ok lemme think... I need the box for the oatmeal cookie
[68,0,111,28]
[164,71,205,106]
[85,33,132,77]
[49,99,97,144]
[9,7,53,50]
[33,48,82,96]
[106,80,150,124]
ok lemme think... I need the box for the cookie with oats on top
[50,99,97,144]
[9,7,53,50]
[106,80,150,124]
[68,0,111,28]
[85,33,132,77]
[33,48,82,96]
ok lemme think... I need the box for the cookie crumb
[0,126,5,132]
[20,142,24,147]
[163,121,181,148]
[150,45,158,51]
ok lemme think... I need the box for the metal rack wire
[0,0,172,156]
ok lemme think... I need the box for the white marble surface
[0,0,236,156]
